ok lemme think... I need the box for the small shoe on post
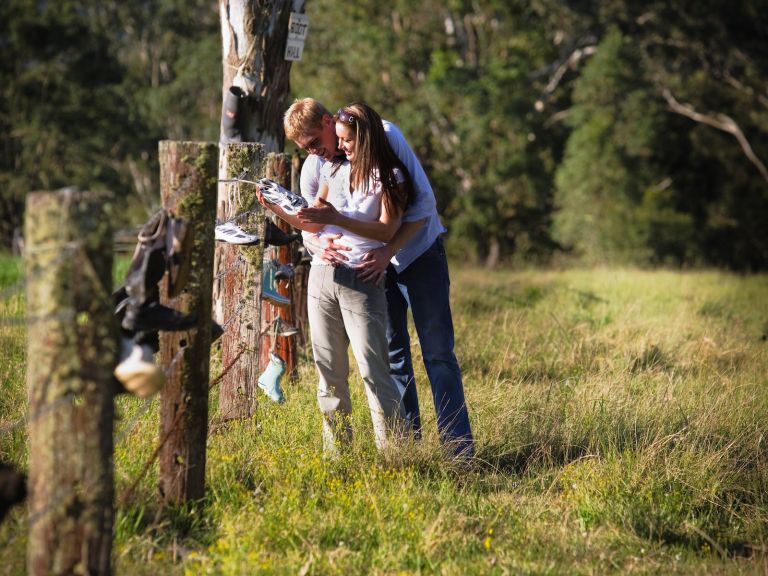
[166,216,193,298]
[258,352,286,404]
[221,86,247,143]
[261,259,291,306]
[124,301,198,333]
[264,218,301,246]
[274,261,295,281]
[114,337,166,398]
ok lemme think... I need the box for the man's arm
[357,218,426,282]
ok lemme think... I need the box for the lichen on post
[25,187,116,576]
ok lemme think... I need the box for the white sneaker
[114,338,166,398]
[215,221,260,245]
[258,178,308,215]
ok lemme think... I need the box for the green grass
[1,259,767,574]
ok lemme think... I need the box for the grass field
[1,256,767,574]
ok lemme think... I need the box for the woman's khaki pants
[307,265,403,453]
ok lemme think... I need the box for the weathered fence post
[214,142,266,421]
[259,153,299,377]
[25,188,115,576]
[158,141,217,504]
[290,152,310,354]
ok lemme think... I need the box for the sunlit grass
[1,259,767,574]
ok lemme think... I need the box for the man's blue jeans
[385,237,474,456]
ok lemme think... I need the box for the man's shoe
[258,352,286,403]
[215,221,260,245]
[258,178,308,214]
[264,218,301,246]
[261,259,291,306]
[114,338,166,398]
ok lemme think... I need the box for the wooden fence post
[157,141,217,504]
[290,153,310,354]
[259,153,299,378]
[214,143,266,421]
[25,188,115,576]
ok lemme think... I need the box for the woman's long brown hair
[333,102,413,217]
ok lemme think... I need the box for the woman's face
[336,122,356,162]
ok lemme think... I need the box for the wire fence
[0,229,259,552]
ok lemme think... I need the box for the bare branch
[662,88,768,184]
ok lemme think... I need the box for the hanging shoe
[114,337,166,398]
[258,178,308,214]
[264,218,301,246]
[211,319,224,343]
[215,221,260,245]
[258,352,286,403]
[274,261,295,281]
[124,210,168,308]
[262,316,299,337]
[166,216,193,298]
[0,461,26,523]
[261,259,291,306]
[293,245,312,265]
[123,301,198,332]
[221,86,247,143]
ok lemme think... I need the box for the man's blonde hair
[283,98,331,141]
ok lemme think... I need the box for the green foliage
[0,0,766,268]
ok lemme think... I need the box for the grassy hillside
[1,260,766,574]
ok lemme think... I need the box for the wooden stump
[157,141,217,504]
[25,188,115,576]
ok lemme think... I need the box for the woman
[259,102,414,454]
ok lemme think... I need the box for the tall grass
[1,260,766,574]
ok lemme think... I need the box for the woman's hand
[298,198,341,225]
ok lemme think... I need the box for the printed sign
[285,12,309,60]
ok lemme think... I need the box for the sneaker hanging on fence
[258,352,286,404]
[258,178,308,215]
[114,337,166,398]
[215,221,260,245]
[261,259,291,306]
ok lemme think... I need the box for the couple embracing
[260,98,474,459]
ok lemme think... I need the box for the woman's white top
[313,160,404,268]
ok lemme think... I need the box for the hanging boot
[258,352,286,404]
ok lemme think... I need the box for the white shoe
[114,338,165,398]
[258,178,308,215]
[215,221,260,245]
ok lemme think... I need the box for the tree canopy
[1,0,765,268]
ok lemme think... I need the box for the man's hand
[298,198,341,225]
[357,244,394,283]
[303,232,351,266]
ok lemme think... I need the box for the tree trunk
[219,0,305,150]
[157,141,218,504]
[25,188,115,576]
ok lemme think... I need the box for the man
[284,98,474,457]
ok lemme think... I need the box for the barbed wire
[214,254,246,280]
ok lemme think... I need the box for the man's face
[294,114,339,161]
